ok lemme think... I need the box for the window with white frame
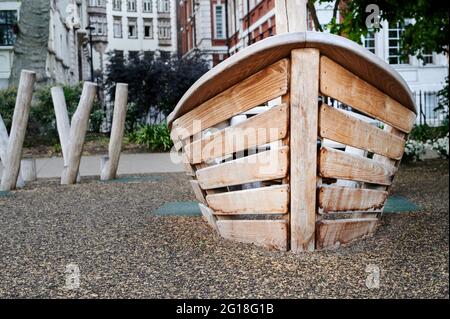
[90,16,107,36]
[421,52,434,65]
[158,18,171,39]
[214,4,225,39]
[89,0,105,6]
[158,0,170,13]
[144,18,153,38]
[363,31,375,54]
[143,0,153,12]
[113,16,122,38]
[128,18,137,38]
[0,10,18,46]
[388,22,408,65]
[112,0,122,11]
[127,0,137,12]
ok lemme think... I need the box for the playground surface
[0,159,448,298]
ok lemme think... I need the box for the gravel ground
[0,160,448,299]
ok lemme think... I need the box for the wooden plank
[185,103,288,164]
[0,114,25,188]
[206,185,289,215]
[319,104,406,160]
[196,146,288,189]
[290,48,320,252]
[320,56,416,133]
[190,180,207,205]
[316,218,378,249]
[171,59,289,141]
[217,220,288,251]
[319,147,396,186]
[275,0,307,34]
[318,186,388,214]
[198,203,219,233]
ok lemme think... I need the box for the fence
[413,91,447,127]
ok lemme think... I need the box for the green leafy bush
[0,83,104,146]
[409,124,449,142]
[128,123,173,152]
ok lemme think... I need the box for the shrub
[128,123,173,152]
[431,133,449,159]
[0,87,17,131]
[409,124,449,142]
[404,140,428,162]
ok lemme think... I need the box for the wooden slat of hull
[319,147,396,186]
[190,180,207,205]
[171,59,289,141]
[318,186,388,214]
[216,220,288,250]
[198,203,219,233]
[319,104,406,160]
[206,185,289,215]
[316,218,378,249]
[320,56,416,133]
[196,147,288,189]
[185,103,288,164]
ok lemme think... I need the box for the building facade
[1,0,93,89]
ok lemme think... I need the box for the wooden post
[275,0,307,34]
[21,158,37,182]
[100,83,128,181]
[0,114,25,188]
[61,82,97,185]
[52,86,81,182]
[290,49,320,252]
[0,70,36,191]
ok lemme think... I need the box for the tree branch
[307,0,323,32]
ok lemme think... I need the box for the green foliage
[0,83,104,146]
[409,124,449,142]
[105,50,209,129]
[0,87,17,131]
[436,76,449,119]
[316,0,449,59]
[128,123,173,152]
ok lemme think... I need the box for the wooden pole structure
[275,0,308,34]
[52,86,81,182]
[0,114,25,188]
[61,82,97,185]
[100,83,128,181]
[0,70,36,191]
[275,0,319,252]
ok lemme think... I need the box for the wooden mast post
[275,0,319,252]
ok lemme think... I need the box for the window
[113,17,122,38]
[89,0,105,6]
[388,22,408,65]
[90,16,107,36]
[214,5,225,39]
[158,18,171,39]
[128,18,137,38]
[144,19,153,38]
[127,0,137,12]
[143,0,153,12]
[158,0,170,13]
[113,0,122,11]
[144,51,155,60]
[0,10,17,46]
[160,50,170,60]
[363,31,375,54]
[129,50,139,60]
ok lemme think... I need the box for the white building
[0,0,21,88]
[87,0,177,74]
[0,0,92,89]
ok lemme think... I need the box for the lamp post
[86,25,95,82]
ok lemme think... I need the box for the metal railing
[413,91,447,127]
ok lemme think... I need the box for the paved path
[0,153,183,179]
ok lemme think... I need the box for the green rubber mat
[154,201,202,216]
[102,175,166,183]
[383,195,420,213]
[155,196,420,217]
[0,191,11,198]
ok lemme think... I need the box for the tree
[105,51,209,131]
[308,0,449,59]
